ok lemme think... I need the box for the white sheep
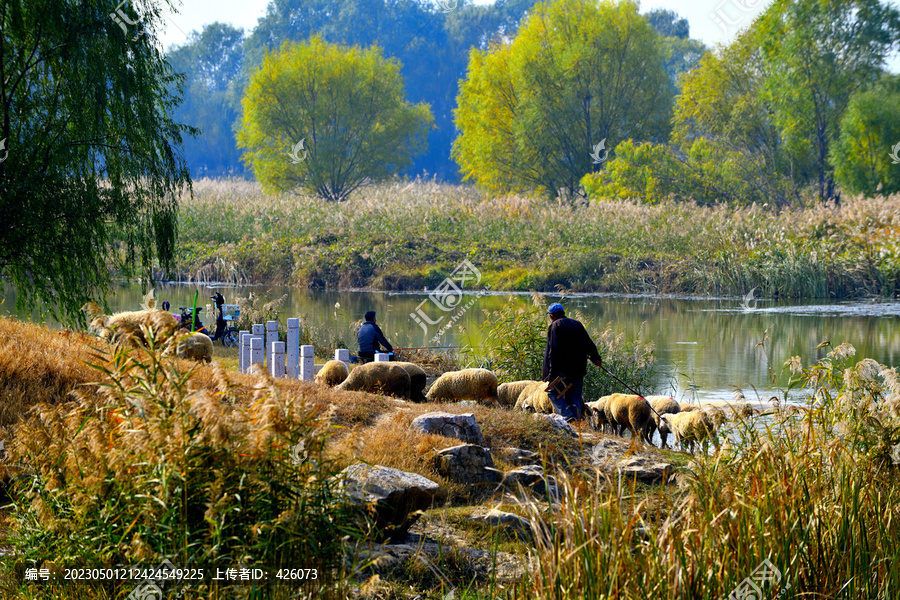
[585,396,613,433]
[513,381,551,413]
[659,411,718,454]
[336,362,411,399]
[425,368,498,404]
[498,380,539,408]
[315,360,350,387]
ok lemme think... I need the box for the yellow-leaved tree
[238,36,434,201]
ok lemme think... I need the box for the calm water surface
[5,283,899,405]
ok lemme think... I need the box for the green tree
[0,0,193,321]
[831,76,900,196]
[453,0,672,198]
[237,37,433,201]
[756,0,900,200]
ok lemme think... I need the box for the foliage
[453,0,672,198]
[0,0,193,322]
[233,291,288,331]
[237,36,433,201]
[4,334,358,598]
[174,178,900,299]
[831,76,900,196]
[472,292,657,399]
[517,345,900,599]
[755,0,900,200]
[167,23,247,177]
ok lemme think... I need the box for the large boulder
[410,412,485,445]
[590,438,673,483]
[341,464,440,539]
[533,413,577,436]
[433,444,501,486]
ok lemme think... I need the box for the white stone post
[265,320,279,366]
[250,336,264,371]
[375,352,390,362]
[251,324,264,368]
[300,345,315,382]
[286,318,300,379]
[270,341,286,378]
[335,348,350,371]
[240,332,251,373]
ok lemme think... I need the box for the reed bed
[174,178,900,299]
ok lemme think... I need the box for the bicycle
[178,307,239,347]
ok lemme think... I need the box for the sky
[157,0,900,70]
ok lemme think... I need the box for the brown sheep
[513,381,551,413]
[425,368,498,404]
[315,360,350,387]
[680,403,701,412]
[336,362,411,399]
[642,396,681,448]
[498,380,539,408]
[175,332,213,363]
[660,411,718,454]
[393,361,428,402]
[585,396,613,433]
[82,302,179,348]
[606,393,652,443]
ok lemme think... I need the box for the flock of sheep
[80,300,753,453]
[315,362,755,453]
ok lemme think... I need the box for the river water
[5,282,899,405]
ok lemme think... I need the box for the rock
[410,412,485,445]
[502,465,558,498]
[504,447,540,466]
[434,444,501,486]
[470,509,532,540]
[590,438,673,483]
[533,413,577,436]
[341,464,440,539]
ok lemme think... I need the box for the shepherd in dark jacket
[542,303,602,422]
[357,311,393,363]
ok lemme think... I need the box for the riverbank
[172,178,900,299]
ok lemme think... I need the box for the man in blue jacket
[542,303,602,422]
[357,311,394,363]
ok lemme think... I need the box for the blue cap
[548,303,564,315]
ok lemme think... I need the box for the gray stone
[502,465,558,498]
[341,463,440,539]
[533,412,577,436]
[470,509,533,540]
[434,444,501,486]
[410,411,485,445]
[504,447,540,466]
[590,438,673,483]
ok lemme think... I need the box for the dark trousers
[358,351,375,364]
[546,377,585,421]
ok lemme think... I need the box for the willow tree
[237,36,433,202]
[0,0,193,321]
[453,0,672,198]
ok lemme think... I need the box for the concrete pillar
[375,352,391,362]
[335,348,350,371]
[300,345,315,382]
[239,332,251,373]
[250,336,264,371]
[265,320,279,366]
[251,324,264,368]
[286,318,300,378]
[270,341,286,378]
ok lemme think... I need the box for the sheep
[730,402,758,419]
[513,381,551,412]
[336,362,411,399]
[605,393,652,443]
[498,380,539,408]
[641,395,681,448]
[585,396,613,433]
[707,407,727,432]
[680,403,701,412]
[393,361,428,402]
[175,332,213,363]
[82,302,180,349]
[425,368,498,404]
[315,360,350,387]
[659,411,718,454]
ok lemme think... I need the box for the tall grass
[173,178,900,299]
[515,343,900,599]
[2,331,359,599]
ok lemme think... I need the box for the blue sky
[158,0,900,70]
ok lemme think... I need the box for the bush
[471,292,657,399]
[4,333,357,599]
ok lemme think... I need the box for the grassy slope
[173,178,900,299]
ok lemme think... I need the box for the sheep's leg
[659,431,668,449]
